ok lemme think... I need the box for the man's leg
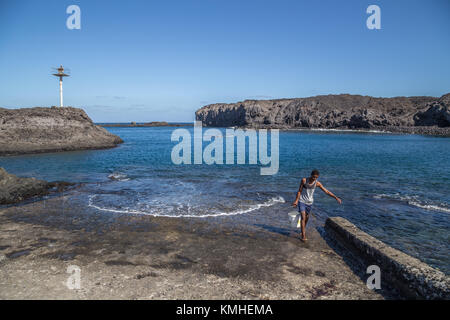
[300,211,307,240]
[301,204,313,241]
[304,212,310,227]
[304,204,312,227]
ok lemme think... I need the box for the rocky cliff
[196,93,450,135]
[0,107,123,156]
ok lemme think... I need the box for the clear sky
[0,0,449,122]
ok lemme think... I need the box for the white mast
[59,77,63,107]
[52,65,69,107]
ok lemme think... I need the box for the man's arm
[317,181,342,204]
[292,178,306,207]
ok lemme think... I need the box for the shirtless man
[292,169,342,241]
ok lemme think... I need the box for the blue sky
[0,0,449,122]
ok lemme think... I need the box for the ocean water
[1,126,449,274]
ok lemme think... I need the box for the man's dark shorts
[298,201,312,215]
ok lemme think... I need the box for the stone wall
[325,217,449,299]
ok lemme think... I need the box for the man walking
[292,169,342,241]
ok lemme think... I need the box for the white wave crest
[374,193,450,213]
[88,195,285,218]
[407,201,450,213]
[290,128,389,134]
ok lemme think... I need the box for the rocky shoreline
[0,168,74,205]
[196,93,450,136]
[0,106,123,156]
[0,192,397,299]
[283,125,450,136]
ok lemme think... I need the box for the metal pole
[59,77,63,107]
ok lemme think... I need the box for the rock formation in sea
[195,93,450,135]
[0,168,74,205]
[0,106,123,156]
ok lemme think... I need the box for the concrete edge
[325,216,450,300]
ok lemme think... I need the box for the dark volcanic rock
[0,168,74,205]
[414,94,450,127]
[195,94,450,135]
[0,106,123,156]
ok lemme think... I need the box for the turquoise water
[1,126,449,274]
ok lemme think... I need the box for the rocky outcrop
[0,168,74,205]
[195,94,450,135]
[414,94,450,127]
[0,107,123,156]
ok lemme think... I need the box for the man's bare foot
[301,237,308,242]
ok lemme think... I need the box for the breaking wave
[374,193,450,213]
[88,194,285,218]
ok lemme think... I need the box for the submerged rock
[0,167,74,205]
[0,106,123,156]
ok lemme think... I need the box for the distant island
[195,93,450,136]
[99,122,193,128]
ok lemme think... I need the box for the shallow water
[1,126,449,274]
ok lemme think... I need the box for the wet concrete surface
[0,194,398,299]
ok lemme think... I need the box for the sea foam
[88,194,285,218]
[374,193,450,213]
